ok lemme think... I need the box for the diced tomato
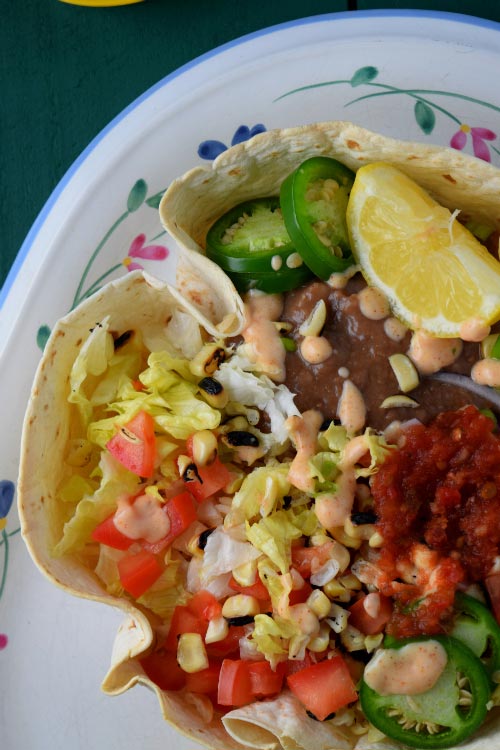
[165,605,208,651]
[287,655,358,720]
[286,651,314,676]
[247,660,286,697]
[205,625,246,658]
[107,410,156,477]
[348,594,393,635]
[140,648,186,690]
[217,659,253,707]
[289,580,313,606]
[144,492,197,554]
[187,590,223,621]
[486,573,500,625]
[117,549,163,599]
[229,575,270,600]
[131,379,144,392]
[291,542,334,579]
[91,513,134,551]
[185,660,222,694]
[185,456,232,502]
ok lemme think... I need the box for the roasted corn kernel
[198,376,228,409]
[306,589,332,619]
[222,594,260,619]
[177,633,209,673]
[205,616,229,644]
[190,343,226,378]
[191,430,218,467]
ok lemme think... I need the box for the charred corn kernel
[307,623,330,652]
[177,454,193,477]
[198,376,228,409]
[344,517,376,541]
[177,633,209,673]
[365,633,384,653]
[338,573,362,591]
[330,525,363,550]
[306,589,332,619]
[232,559,258,588]
[326,603,350,633]
[186,525,210,558]
[205,616,229,644]
[222,595,260,619]
[369,531,384,548]
[323,580,352,603]
[331,540,351,573]
[299,299,327,337]
[220,416,249,433]
[274,321,293,333]
[189,343,226,378]
[309,532,331,547]
[191,430,218,467]
[388,353,420,393]
[380,395,419,409]
[340,624,365,652]
[223,468,245,494]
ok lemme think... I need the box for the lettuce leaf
[53,453,141,556]
[224,462,291,526]
[246,510,303,575]
[68,317,115,425]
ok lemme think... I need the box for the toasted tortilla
[18,122,500,750]
[159,120,500,256]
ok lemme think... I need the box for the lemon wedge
[346,162,500,337]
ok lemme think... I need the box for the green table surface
[2,0,500,296]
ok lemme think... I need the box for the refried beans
[281,276,488,431]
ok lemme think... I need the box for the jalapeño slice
[280,156,356,280]
[449,592,500,677]
[359,635,490,749]
[225,262,313,294]
[206,197,296,273]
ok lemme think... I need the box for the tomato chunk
[165,605,208,651]
[185,456,232,502]
[117,549,162,599]
[107,410,156,477]
[229,575,270,600]
[206,625,246,658]
[144,492,197,554]
[185,661,222,694]
[217,659,253,707]
[140,648,186,690]
[287,655,358,720]
[247,660,286,697]
[91,513,134,551]
[348,594,392,635]
[187,590,223,621]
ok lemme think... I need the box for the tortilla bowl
[17,122,500,750]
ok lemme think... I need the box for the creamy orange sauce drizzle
[459,318,491,342]
[364,641,447,696]
[337,379,366,433]
[358,286,390,321]
[384,317,408,342]
[242,291,286,382]
[471,358,500,388]
[114,493,170,543]
[286,409,323,493]
[407,330,462,375]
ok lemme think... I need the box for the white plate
[2,10,500,750]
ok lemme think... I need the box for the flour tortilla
[18,123,500,750]
[159,120,500,258]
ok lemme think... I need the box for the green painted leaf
[350,66,378,87]
[37,325,51,351]
[145,189,166,209]
[127,179,148,212]
[414,100,436,135]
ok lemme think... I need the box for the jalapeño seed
[225,431,259,447]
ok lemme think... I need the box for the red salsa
[370,405,500,637]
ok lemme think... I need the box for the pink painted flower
[122,234,169,271]
[450,124,497,162]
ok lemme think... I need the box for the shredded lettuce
[224,462,291,526]
[216,354,299,444]
[356,430,391,477]
[53,453,141,556]
[199,528,262,588]
[68,318,115,425]
[250,612,311,667]
[245,508,317,574]
[137,560,188,621]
